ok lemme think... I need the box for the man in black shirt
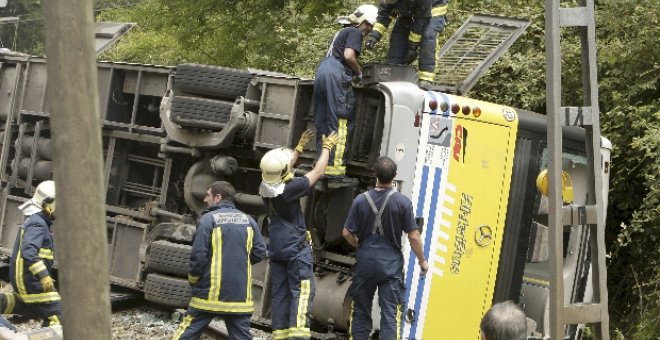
[343,157,429,339]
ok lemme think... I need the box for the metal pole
[579,0,610,338]
[545,0,565,338]
[41,0,111,338]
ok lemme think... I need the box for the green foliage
[0,0,44,54]
[0,0,142,55]
[98,0,363,75]
[595,0,660,336]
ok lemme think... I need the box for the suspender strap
[265,198,278,217]
[326,32,339,57]
[364,190,396,236]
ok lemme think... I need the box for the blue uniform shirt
[265,177,312,261]
[269,176,310,228]
[327,27,363,73]
[344,188,417,249]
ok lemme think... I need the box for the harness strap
[364,190,396,236]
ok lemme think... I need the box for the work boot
[418,80,433,90]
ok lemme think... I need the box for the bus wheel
[144,273,191,308]
[146,240,192,277]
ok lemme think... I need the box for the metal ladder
[545,0,610,339]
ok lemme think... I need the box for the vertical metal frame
[545,0,610,338]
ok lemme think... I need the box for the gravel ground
[1,281,272,339]
[8,305,271,339]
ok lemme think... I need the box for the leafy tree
[0,0,141,55]
[594,1,660,337]
[98,0,363,73]
[0,0,44,54]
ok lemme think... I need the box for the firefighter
[313,4,378,178]
[0,180,61,327]
[342,157,429,339]
[172,181,267,339]
[365,0,449,89]
[258,130,339,339]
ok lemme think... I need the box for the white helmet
[348,4,379,26]
[19,180,56,216]
[259,148,294,198]
[260,148,295,185]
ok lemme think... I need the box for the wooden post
[41,0,111,338]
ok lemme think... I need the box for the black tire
[144,273,191,308]
[174,64,252,101]
[170,95,234,129]
[146,240,191,277]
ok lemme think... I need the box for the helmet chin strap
[282,172,294,183]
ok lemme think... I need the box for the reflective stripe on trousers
[388,15,448,81]
[314,56,355,176]
[172,309,252,340]
[271,246,315,339]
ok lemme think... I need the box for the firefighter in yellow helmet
[259,130,339,339]
[1,180,61,327]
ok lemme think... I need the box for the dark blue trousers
[314,56,355,176]
[349,236,405,340]
[1,292,60,327]
[270,245,316,340]
[388,16,414,65]
[173,308,251,340]
[387,14,448,81]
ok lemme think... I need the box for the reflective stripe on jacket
[188,203,267,314]
[9,212,60,304]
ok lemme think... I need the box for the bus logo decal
[475,225,493,247]
[453,125,468,162]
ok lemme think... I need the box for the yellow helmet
[260,148,294,185]
[33,180,56,215]
[348,4,379,26]
[536,169,574,203]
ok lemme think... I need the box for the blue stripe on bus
[403,165,429,336]
[408,167,442,338]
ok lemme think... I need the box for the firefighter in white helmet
[313,4,377,180]
[259,130,339,339]
[0,180,61,327]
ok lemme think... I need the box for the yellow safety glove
[188,274,199,286]
[295,129,314,154]
[40,276,55,292]
[322,132,340,150]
